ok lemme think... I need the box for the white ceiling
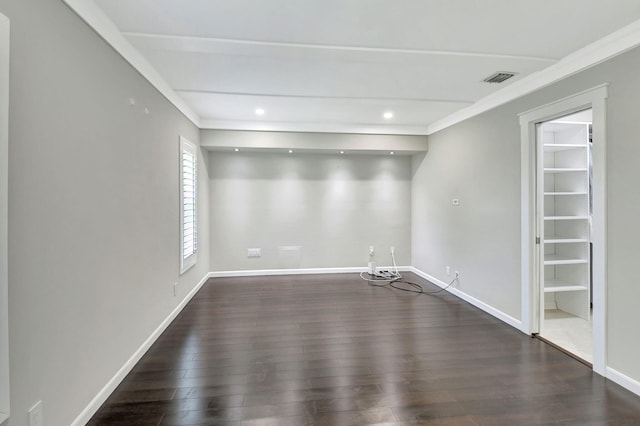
[83,0,640,135]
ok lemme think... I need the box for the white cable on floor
[360,250,458,294]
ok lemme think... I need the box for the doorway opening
[519,85,607,375]
[536,110,593,363]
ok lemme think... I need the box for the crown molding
[62,1,640,136]
[428,18,640,135]
[62,0,201,127]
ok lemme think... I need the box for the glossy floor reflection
[88,273,640,425]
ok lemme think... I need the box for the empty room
[3,0,640,425]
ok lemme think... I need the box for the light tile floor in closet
[543,309,593,363]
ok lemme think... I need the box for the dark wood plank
[89,273,640,425]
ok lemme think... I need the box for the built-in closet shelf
[544,281,589,293]
[539,120,591,321]
[544,236,589,243]
[543,168,588,173]
[544,216,589,220]
[544,192,588,196]
[543,144,587,152]
[544,254,588,265]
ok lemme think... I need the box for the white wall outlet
[173,282,178,297]
[369,246,375,257]
[446,266,451,276]
[248,248,261,258]
[452,198,460,206]
[29,400,43,426]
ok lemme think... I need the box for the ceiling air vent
[483,71,517,84]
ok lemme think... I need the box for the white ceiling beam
[200,119,430,136]
[122,32,559,63]
[175,89,474,105]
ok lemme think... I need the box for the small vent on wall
[483,72,517,84]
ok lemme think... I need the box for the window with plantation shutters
[180,137,197,273]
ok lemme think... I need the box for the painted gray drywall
[411,107,521,318]
[412,45,640,383]
[201,129,428,154]
[209,151,411,270]
[0,11,9,422]
[0,0,209,424]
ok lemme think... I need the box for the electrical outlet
[29,401,43,426]
[369,246,375,257]
[173,282,178,297]
[452,198,460,206]
[446,266,451,276]
[247,248,261,258]
[390,246,395,255]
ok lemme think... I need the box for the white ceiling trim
[62,0,201,127]
[61,1,640,136]
[428,17,640,135]
[123,32,559,63]
[176,89,474,105]
[200,119,430,136]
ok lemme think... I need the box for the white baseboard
[72,265,412,424]
[606,367,640,397]
[70,266,640,424]
[71,272,210,426]
[409,268,640,399]
[71,266,640,422]
[208,266,412,278]
[210,267,522,331]
[409,267,523,331]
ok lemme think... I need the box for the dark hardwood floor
[88,273,640,425]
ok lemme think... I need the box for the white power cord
[360,248,402,283]
[361,249,459,294]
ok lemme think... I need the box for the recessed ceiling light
[383,111,394,119]
[340,151,344,154]
[390,151,395,155]
[255,108,265,116]
[234,148,239,152]
[288,149,293,153]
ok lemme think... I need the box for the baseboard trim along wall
[409,267,523,331]
[208,266,413,278]
[71,266,640,424]
[70,273,210,426]
[606,367,640,397]
[409,268,640,398]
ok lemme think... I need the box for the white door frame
[0,11,10,424]
[519,84,608,376]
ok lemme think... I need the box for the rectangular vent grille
[483,72,517,84]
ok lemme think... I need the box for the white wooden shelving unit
[539,121,591,320]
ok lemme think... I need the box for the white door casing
[519,84,608,376]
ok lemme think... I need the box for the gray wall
[412,45,640,382]
[1,0,209,425]
[201,129,428,154]
[3,0,640,422]
[411,108,521,318]
[209,151,411,270]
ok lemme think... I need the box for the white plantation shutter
[180,137,197,273]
